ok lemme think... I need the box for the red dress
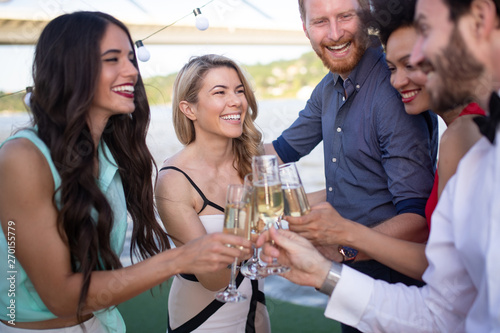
[424,103,485,228]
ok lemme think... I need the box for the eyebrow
[209,84,228,92]
[398,55,410,63]
[340,9,357,15]
[209,84,244,92]
[101,49,121,56]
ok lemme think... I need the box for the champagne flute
[279,162,311,217]
[252,155,290,275]
[240,173,267,279]
[215,184,251,302]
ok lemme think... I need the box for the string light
[0,87,32,108]
[0,1,219,99]
[23,86,32,108]
[134,0,216,62]
[0,88,27,102]
[135,40,150,62]
[193,8,209,31]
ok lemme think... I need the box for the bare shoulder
[437,114,484,196]
[440,115,483,153]
[155,152,196,202]
[0,138,55,229]
[445,114,482,135]
[0,138,51,179]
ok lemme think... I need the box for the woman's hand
[174,233,252,275]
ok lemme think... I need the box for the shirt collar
[332,36,384,96]
[97,141,119,192]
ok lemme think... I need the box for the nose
[228,91,244,108]
[391,69,410,90]
[409,35,425,69]
[124,58,139,80]
[328,21,344,42]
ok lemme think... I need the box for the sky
[0,0,311,92]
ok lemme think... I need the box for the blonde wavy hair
[172,54,262,179]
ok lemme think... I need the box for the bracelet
[318,261,343,296]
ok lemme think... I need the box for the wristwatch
[338,245,358,263]
[318,261,343,295]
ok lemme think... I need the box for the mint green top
[0,128,127,332]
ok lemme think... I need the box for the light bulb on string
[130,1,215,62]
[24,86,32,108]
[135,40,150,62]
[193,8,209,31]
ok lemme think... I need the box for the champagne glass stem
[228,257,238,292]
[252,245,258,262]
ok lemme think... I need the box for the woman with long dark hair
[0,12,250,332]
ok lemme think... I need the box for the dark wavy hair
[30,11,169,320]
[172,54,262,179]
[359,0,416,48]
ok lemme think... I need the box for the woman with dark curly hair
[0,12,250,332]
[155,54,270,332]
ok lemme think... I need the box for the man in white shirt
[258,0,500,331]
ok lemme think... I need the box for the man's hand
[257,228,331,289]
[285,202,354,247]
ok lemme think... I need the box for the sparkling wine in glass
[280,162,311,217]
[215,184,251,302]
[252,155,290,275]
[240,173,267,279]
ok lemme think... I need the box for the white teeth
[401,90,419,99]
[328,42,350,51]
[112,85,134,93]
[221,114,241,121]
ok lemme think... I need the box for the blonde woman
[155,54,270,333]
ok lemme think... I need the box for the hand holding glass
[215,184,251,302]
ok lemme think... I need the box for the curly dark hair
[359,0,417,48]
[30,11,169,320]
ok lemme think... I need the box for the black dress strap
[159,166,225,213]
[246,280,266,333]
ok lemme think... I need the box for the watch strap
[339,245,358,263]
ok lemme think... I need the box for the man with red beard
[258,0,500,331]
[265,1,437,331]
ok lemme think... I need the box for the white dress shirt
[324,125,500,332]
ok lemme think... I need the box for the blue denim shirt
[273,44,438,227]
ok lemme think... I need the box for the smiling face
[386,26,430,115]
[189,66,248,140]
[302,0,369,77]
[90,23,138,124]
[411,0,485,111]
